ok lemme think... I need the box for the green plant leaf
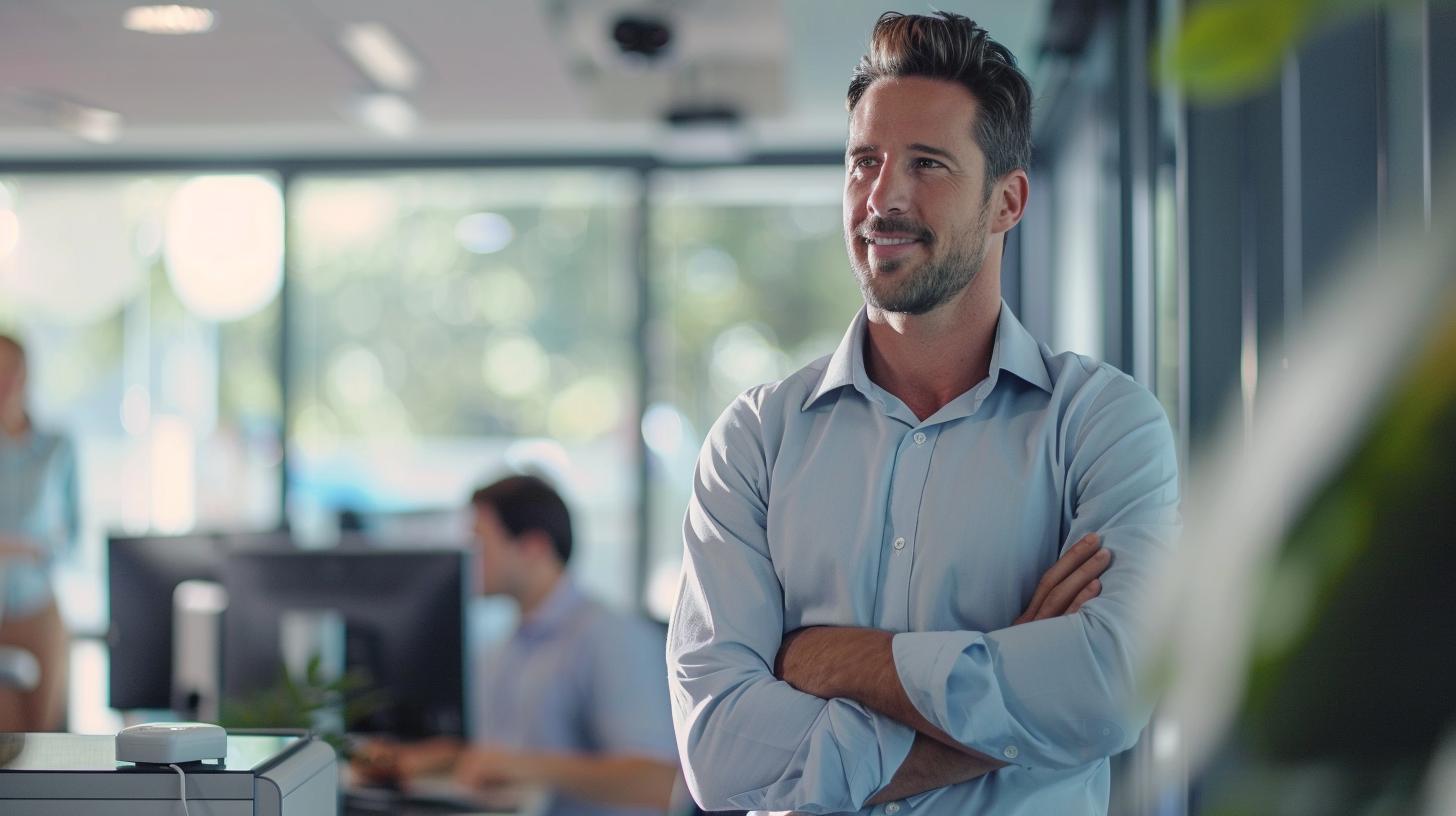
[1164,0,1313,102]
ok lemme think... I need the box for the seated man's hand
[349,738,405,787]
[350,736,463,787]
[1013,532,1109,624]
[452,745,531,790]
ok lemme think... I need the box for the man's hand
[452,746,531,790]
[1013,533,1109,625]
[452,748,677,809]
[349,738,405,786]
[349,737,463,787]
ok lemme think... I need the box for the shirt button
[913,432,927,445]
[892,537,906,550]
[885,804,901,814]
[1003,745,1019,760]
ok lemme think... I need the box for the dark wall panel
[1298,17,1382,296]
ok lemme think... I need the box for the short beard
[850,206,990,316]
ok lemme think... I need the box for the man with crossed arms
[666,11,1180,815]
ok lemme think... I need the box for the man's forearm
[866,733,1002,805]
[776,626,1002,766]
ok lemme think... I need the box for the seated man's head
[469,475,573,602]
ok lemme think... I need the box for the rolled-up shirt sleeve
[668,390,915,813]
[891,376,1181,769]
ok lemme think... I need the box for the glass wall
[643,167,858,618]
[0,173,284,634]
[3,163,869,645]
[287,169,641,607]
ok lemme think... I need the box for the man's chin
[864,288,937,316]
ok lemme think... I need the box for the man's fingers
[1022,534,1097,617]
[1065,580,1101,615]
[1037,547,1112,619]
[350,741,402,785]
[1020,533,1100,621]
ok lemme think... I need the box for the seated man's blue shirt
[667,302,1181,815]
[475,577,678,816]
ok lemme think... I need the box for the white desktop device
[116,721,228,764]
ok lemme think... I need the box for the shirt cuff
[728,697,916,813]
[892,630,1025,764]
[835,698,917,807]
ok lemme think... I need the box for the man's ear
[517,529,556,562]
[990,169,1029,235]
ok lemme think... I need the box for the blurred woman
[0,334,77,731]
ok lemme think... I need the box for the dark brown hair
[847,11,1033,186]
[471,474,573,565]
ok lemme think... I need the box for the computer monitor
[221,548,468,738]
[106,531,293,711]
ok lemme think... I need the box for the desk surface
[343,773,537,816]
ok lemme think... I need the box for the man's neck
[863,273,1001,422]
[516,569,566,620]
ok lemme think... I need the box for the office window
[643,166,860,618]
[287,170,640,607]
[0,173,284,634]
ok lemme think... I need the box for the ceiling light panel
[339,22,420,93]
[123,5,215,35]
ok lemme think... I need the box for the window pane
[644,166,858,618]
[287,170,640,607]
[0,173,284,634]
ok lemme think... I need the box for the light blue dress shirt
[475,577,678,816]
[0,430,78,618]
[668,302,1180,815]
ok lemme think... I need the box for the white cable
[167,763,192,816]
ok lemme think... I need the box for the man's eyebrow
[908,143,957,162]
[844,143,961,163]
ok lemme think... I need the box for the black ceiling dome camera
[612,14,672,59]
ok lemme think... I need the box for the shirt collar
[801,299,1052,412]
[516,575,586,639]
[988,302,1054,394]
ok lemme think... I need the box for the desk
[0,731,336,815]
[342,774,543,816]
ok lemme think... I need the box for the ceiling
[0,0,1052,161]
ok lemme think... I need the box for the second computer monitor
[221,548,468,738]
[107,531,292,711]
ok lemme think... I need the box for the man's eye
[915,158,943,169]
[854,157,879,169]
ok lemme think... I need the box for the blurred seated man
[354,475,678,816]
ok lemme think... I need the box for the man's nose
[867,162,911,216]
